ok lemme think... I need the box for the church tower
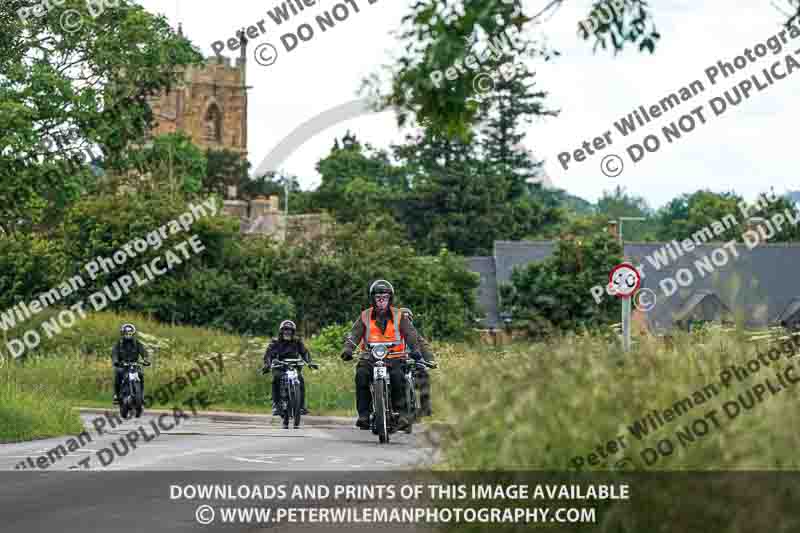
[147,25,249,159]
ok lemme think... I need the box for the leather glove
[309,362,320,370]
[260,366,269,375]
[340,351,353,361]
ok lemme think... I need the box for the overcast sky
[137,0,798,209]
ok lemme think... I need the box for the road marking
[233,457,276,464]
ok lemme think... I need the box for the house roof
[672,290,731,322]
[777,297,800,324]
[468,240,800,331]
[493,241,555,284]
[465,256,498,328]
[625,242,800,331]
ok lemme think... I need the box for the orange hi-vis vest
[360,307,406,358]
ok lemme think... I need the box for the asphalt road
[0,409,437,471]
[0,410,439,533]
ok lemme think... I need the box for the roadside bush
[0,234,64,310]
[4,194,479,340]
[306,323,352,357]
[500,233,622,332]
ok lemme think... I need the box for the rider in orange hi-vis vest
[341,279,434,430]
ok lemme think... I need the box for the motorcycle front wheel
[132,381,143,418]
[119,383,131,419]
[288,383,301,428]
[374,381,390,444]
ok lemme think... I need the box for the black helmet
[369,279,394,307]
[279,320,296,340]
[120,323,136,340]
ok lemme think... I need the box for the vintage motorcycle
[117,360,150,419]
[361,342,436,444]
[270,358,309,429]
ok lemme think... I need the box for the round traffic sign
[608,263,641,299]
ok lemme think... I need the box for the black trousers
[355,359,405,418]
[114,367,144,396]
[272,368,305,409]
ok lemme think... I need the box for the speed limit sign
[608,263,641,299]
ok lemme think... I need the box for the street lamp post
[617,216,647,246]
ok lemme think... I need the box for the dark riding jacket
[112,338,148,364]
[264,338,312,368]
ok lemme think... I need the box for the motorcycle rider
[112,323,149,404]
[405,309,433,418]
[263,320,318,416]
[340,280,435,430]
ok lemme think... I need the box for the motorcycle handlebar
[356,352,437,369]
[270,359,305,369]
[118,361,148,367]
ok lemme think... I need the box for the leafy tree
[128,133,206,197]
[270,217,480,338]
[315,132,407,218]
[478,61,557,198]
[394,128,506,255]
[500,230,623,332]
[746,190,800,242]
[595,186,658,241]
[0,0,202,234]
[204,149,250,198]
[367,0,661,139]
[655,190,743,242]
[395,121,562,255]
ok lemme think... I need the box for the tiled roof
[468,240,800,331]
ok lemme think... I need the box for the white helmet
[279,320,297,339]
[120,323,136,339]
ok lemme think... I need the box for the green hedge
[0,194,479,340]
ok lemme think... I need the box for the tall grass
[0,363,83,443]
[436,326,800,470]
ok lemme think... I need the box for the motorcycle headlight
[372,345,388,359]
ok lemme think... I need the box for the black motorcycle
[270,359,317,429]
[360,342,436,444]
[404,355,436,427]
[117,360,150,419]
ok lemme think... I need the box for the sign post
[608,263,642,352]
[622,297,631,352]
